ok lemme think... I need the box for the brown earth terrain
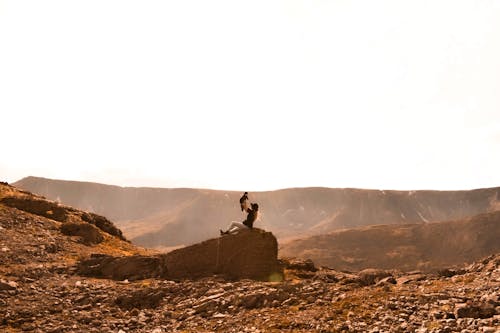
[280,211,500,272]
[1,181,500,332]
[13,177,500,250]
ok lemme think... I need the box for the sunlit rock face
[164,228,282,281]
[78,228,283,281]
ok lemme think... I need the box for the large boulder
[61,222,104,245]
[77,229,283,281]
[0,195,126,241]
[0,196,68,222]
[80,211,126,241]
[77,254,165,281]
[164,228,282,281]
[454,302,496,319]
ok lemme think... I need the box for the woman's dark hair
[251,203,259,210]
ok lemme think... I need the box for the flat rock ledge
[77,228,283,281]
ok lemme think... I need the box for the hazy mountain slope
[13,176,204,221]
[280,210,500,272]
[14,176,500,248]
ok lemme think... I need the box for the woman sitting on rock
[220,203,259,235]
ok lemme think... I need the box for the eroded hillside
[14,177,500,249]
[0,182,150,275]
[280,210,500,272]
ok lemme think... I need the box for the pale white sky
[1,0,499,191]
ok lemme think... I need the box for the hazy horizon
[10,175,500,193]
[2,1,499,192]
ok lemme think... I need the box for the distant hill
[13,176,500,248]
[280,210,500,272]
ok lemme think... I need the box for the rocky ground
[1,254,499,332]
[1,182,499,332]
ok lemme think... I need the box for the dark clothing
[242,207,258,228]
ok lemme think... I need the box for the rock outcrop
[79,211,126,241]
[0,190,126,241]
[78,254,165,281]
[60,222,104,245]
[165,228,281,280]
[0,196,68,222]
[78,229,283,281]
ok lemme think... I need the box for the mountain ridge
[13,176,500,249]
[280,209,500,272]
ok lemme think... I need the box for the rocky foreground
[1,254,499,332]
[1,182,499,332]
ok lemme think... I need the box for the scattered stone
[397,273,426,284]
[281,258,318,272]
[213,313,227,318]
[481,327,496,333]
[115,288,165,309]
[438,268,466,278]
[358,269,392,286]
[375,276,397,286]
[455,302,496,319]
[0,280,17,290]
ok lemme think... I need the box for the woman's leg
[227,221,248,234]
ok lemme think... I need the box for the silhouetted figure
[239,192,249,212]
[221,203,259,235]
[243,203,259,228]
